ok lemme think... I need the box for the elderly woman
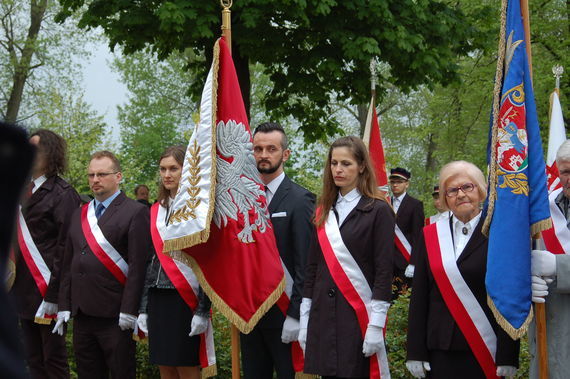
[406,161,520,378]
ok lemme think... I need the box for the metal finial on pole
[553,65,564,90]
[370,57,378,92]
[220,0,232,54]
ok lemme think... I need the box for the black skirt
[147,287,200,366]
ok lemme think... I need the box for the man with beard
[240,122,315,378]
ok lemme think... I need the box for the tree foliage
[56,0,485,141]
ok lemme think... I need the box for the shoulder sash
[394,224,411,262]
[541,188,570,255]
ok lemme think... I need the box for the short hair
[30,129,67,177]
[556,140,570,165]
[253,122,288,150]
[90,151,121,172]
[438,160,487,210]
[134,184,149,196]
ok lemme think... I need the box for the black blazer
[407,218,519,367]
[394,193,424,268]
[256,175,315,328]
[59,192,152,318]
[11,175,80,319]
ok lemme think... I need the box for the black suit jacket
[393,193,424,269]
[11,175,80,319]
[407,218,520,367]
[256,175,315,328]
[59,192,152,318]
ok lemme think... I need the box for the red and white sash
[150,203,216,376]
[394,225,411,263]
[541,188,570,255]
[317,209,390,379]
[274,259,306,374]
[81,202,128,285]
[425,215,437,226]
[17,207,56,323]
[424,220,499,379]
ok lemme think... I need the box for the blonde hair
[438,160,487,210]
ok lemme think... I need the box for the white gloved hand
[298,297,312,351]
[189,315,209,337]
[51,311,71,336]
[406,360,431,378]
[362,324,384,357]
[531,275,549,303]
[405,265,415,278]
[136,313,148,335]
[281,316,300,344]
[496,365,517,377]
[118,313,137,331]
[531,250,556,277]
[35,300,58,321]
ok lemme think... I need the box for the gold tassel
[33,317,53,325]
[487,295,533,340]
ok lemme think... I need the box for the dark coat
[394,193,424,268]
[11,175,80,319]
[406,218,520,373]
[58,192,152,318]
[302,196,394,377]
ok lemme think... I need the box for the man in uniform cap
[425,185,451,226]
[389,167,424,297]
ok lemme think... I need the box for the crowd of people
[4,120,569,379]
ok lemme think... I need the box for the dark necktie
[95,203,105,219]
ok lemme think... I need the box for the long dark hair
[315,136,385,228]
[156,145,186,208]
[30,129,67,177]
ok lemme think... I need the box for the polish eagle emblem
[213,119,271,243]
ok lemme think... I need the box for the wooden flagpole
[220,2,241,378]
[521,0,548,377]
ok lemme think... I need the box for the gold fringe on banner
[487,295,533,340]
[295,372,318,379]
[171,251,285,334]
[162,38,221,253]
[531,218,552,237]
[33,317,53,325]
[201,364,217,378]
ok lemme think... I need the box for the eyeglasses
[87,172,118,179]
[445,182,476,197]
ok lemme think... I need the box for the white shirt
[452,212,481,260]
[264,171,285,205]
[392,192,406,214]
[335,188,362,226]
[31,175,47,194]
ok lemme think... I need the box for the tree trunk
[4,0,48,124]
[357,103,368,138]
[232,41,251,121]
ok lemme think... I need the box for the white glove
[496,365,517,377]
[405,264,415,278]
[51,311,71,336]
[362,324,385,357]
[118,313,137,331]
[531,250,556,277]
[298,297,312,351]
[406,360,431,378]
[189,315,209,337]
[35,300,58,321]
[136,313,148,335]
[531,275,549,303]
[281,316,300,344]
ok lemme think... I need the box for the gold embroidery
[169,140,202,223]
[498,170,528,196]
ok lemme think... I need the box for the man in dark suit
[240,122,315,378]
[389,167,424,298]
[10,129,80,378]
[56,151,151,378]
[0,122,35,379]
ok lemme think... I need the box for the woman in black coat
[406,161,520,378]
[299,136,394,378]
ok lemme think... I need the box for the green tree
[56,0,484,141]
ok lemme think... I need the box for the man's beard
[257,160,281,174]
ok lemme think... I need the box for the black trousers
[428,350,485,378]
[20,319,70,379]
[240,327,294,379]
[73,312,136,379]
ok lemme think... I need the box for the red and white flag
[363,96,389,196]
[163,37,284,333]
[546,90,566,193]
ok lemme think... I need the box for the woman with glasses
[137,146,215,379]
[406,161,520,378]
